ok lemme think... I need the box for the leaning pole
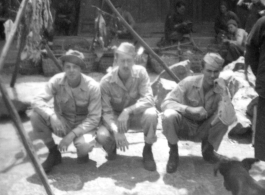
[104,0,180,83]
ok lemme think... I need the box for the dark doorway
[51,0,81,36]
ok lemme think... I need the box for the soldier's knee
[96,126,112,145]
[142,107,158,121]
[162,109,180,122]
[29,111,42,129]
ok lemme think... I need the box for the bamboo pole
[0,0,54,194]
[104,0,180,83]
[0,0,28,72]
[0,79,54,195]
[10,18,27,87]
[45,43,63,71]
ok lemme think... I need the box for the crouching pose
[98,42,158,171]
[161,53,236,173]
[30,50,102,173]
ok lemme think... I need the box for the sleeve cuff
[72,127,84,137]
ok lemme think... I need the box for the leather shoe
[167,143,179,173]
[42,145,62,173]
[142,143,156,171]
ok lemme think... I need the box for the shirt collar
[192,74,204,89]
[110,65,139,84]
[59,73,87,91]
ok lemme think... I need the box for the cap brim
[115,49,136,58]
[60,55,86,68]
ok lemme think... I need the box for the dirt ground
[1,72,265,195]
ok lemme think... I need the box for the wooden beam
[0,0,28,72]
[104,0,180,83]
[0,79,54,195]
[10,18,27,87]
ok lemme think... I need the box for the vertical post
[10,18,27,87]
[0,79,54,195]
[0,0,29,72]
[104,0,180,83]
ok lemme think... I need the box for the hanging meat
[20,0,53,63]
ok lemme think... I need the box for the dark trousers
[255,96,265,161]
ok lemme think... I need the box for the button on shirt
[161,75,235,125]
[31,73,101,137]
[100,65,155,126]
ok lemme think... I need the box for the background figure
[237,0,265,33]
[221,19,248,66]
[164,1,193,44]
[245,16,265,162]
[214,1,240,43]
[109,3,136,40]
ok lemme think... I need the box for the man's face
[177,5,186,15]
[64,62,82,82]
[202,62,221,86]
[116,53,134,77]
[228,24,237,33]
[220,5,227,14]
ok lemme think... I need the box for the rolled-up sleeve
[161,80,188,113]
[129,68,155,114]
[31,76,57,122]
[73,83,102,137]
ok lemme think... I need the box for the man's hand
[50,114,66,137]
[114,132,129,152]
[117,109,130,133]
[58,132,75,152]
[185,106,208,121]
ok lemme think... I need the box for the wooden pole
[10,18,27,87]
[45,44,63,71]
[0,0,54,194]
[104,0,180,83]
[0,0,29,72]
[0,79,54,195]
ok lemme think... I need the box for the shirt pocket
[57,95,71,113]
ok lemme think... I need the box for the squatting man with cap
[98,42,158,171]
[30,50,102,173]
[161,52,237,174]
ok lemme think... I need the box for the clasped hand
[185,106,208,121]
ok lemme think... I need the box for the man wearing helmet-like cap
[161,52,236,174]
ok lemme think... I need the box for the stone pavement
[1,115,265,195]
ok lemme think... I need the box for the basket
[82,52,97,73]
[42,55,63,77]
[150,52,180,74]
[98,52,114,73]
[63,37,91,53]
[19,58,42,75]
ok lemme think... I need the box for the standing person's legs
[255,96,265,161]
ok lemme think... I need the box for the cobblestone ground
[1,115,265,195]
